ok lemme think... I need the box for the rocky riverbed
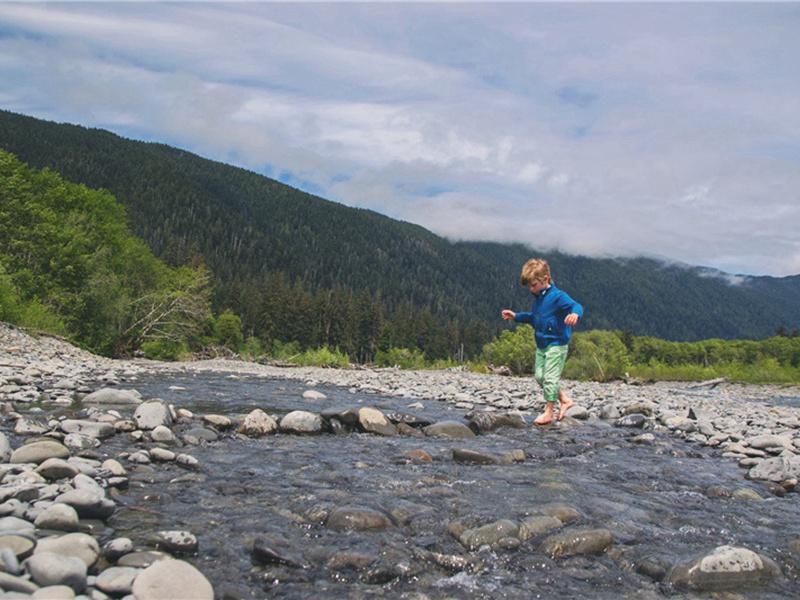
[1,321,800,598]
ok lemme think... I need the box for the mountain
[1,108,798,346]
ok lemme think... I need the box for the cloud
[0,2,798,276]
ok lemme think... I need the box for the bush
[293,345,350,368]
[563,330,631,382]
[375,347,427,370]
[140,339,189,361]
[481,325,537,375]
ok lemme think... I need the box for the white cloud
[0,1,798,276]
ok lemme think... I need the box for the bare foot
[557,398,574,421]
[534,412,553,425]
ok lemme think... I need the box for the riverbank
[2,322,800,597]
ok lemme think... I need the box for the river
[99,370,799,599]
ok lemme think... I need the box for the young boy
[501,259,583,425]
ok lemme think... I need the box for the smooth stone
[103,537,133,562]
[452,448,500,465]
[54,489,115,520]
[279,410,323,434]
[238,409,278,437]
[540,528,614,557]
[116,550,170,568]
[150,530,198,554]
[458,519,519,550]
[422,421,476,438]
[0,432,12,462]
[0,570,40,593]
[150,425,176,444]
[130,558,214,600]
[34,532,100,568]
[33,504,80,532]
[201,414,234,430]
[35,458,78,481]
[59,419,114,439]
[24,551,87,592]
[10,440,70,465]
[31,585,76,599]
[518,515,563,540]
[358,407,398,436]
[133,399,173,430]
[0,534,36,560]
[665,545,782,590]
[302,390,327,400]
[326,506,394,531]
[94,565,140,596]
[81,388,142,405]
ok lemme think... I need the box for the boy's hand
[501,310,516,321]
[564,313,579,327]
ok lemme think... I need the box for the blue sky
[1,2,799,277]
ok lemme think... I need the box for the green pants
[534,344,569,402]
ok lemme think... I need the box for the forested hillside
[1,109,798,359]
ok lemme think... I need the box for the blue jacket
[514,283,583,349]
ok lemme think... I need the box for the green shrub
[564,330,631,382]
[481,325,537,375]
[293,345,350,368]
[140,339,189,361]
[374,347,427,370]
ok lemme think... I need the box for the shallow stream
[99,371,800,599]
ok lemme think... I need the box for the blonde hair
[520,259,551,286]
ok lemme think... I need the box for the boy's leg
[533,346,568,425]
[533,348,553,424]
[557,388,574,421]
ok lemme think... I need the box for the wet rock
[358,407,397,436]
[614,414,648,429]
[279,410,323,434]
[326,506,394,531]
[0,433,12,462]
[665,545,782,590]
[150,530,199,554]
[202,414,235,431]
[134,399,173,430]
[518,515,563,540]
[251,537,305,568]
[423,421,476,439]
[466,410,527,434]
[238,409,278,437]
[458,519,519,550]
[540,528,614,557]
[452,448,501,465]
[54,488,115,520]
[131,558,214,600]
[302,389,327,400]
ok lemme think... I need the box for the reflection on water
[106,371,800,599]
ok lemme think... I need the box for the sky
[1,2,799,278]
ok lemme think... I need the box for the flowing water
[99,371,800,599]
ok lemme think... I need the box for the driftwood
[688,377,728,389]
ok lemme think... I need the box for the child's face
[527,278,549,296]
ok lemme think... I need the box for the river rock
[35,458,79,481]
[423,421,476,438]
[458,519,519,550]
[238,409,278,437]
[358,407,397,436]
[0,534,35,560]
[326,506,394,531]
[59,419,115,439]
[81,388,142,405]
[34,532,100,567]
[131,558,214,600]
[134,399,173,430]
[10,440,70,464]
[615,414,648,429]
[33,503,80,531]
[150,425,176,444]
[202,414,235,431]
[150,530,199,554]
[518,515,563,540]
[452,448,501,465]
[24,551,87,592]
[747,455,800,483]
[665,545,782,590]
[466,410,527,433]
[279,410,323,434]
[540,528,614,557]
[94,565,140,596]
[54,489,115,520]
[0,433,12,462]
[302,389,327,400]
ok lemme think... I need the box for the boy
[501,259,583,425]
